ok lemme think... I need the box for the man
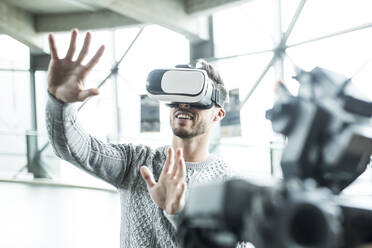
[46,29,231,247]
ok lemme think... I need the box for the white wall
[0,181,120,248]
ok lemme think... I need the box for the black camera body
[268,67,372,192]
[178,67,372,248]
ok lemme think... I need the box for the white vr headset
[146,68,224,109]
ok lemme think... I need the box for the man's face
[169,103,218,139]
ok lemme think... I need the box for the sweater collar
[184,154,217,170]
[163,146,217,170]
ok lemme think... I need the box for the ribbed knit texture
[45,94,233,248]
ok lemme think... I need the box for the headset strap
[212,88,224,108]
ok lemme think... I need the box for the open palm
[140,147,187,215]
[47,29,105,103]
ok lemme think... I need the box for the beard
[171,119,207,139]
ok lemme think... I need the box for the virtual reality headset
[146,68,224,109]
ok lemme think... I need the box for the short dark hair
[195,59,229,107]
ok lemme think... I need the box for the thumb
[140,166,156,188]
[77,88,99,101]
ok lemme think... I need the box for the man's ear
[214,108,226,122]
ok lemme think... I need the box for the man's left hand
[140,147,187,214]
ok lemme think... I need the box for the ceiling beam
[74,0,209,42]
[186,0,253,15]
[36,10,143,32]
[0,1,45,53]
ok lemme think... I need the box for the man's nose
[178,103,191,109]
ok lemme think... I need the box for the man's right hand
[47,29,105,103]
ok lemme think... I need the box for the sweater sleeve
[45,93,151,188]
[163,210,181,230]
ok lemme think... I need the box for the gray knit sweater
[45,94,233,248]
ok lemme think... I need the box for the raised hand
[47,29,105,103]
[140,147,187,215]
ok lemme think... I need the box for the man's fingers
[48,33,59,60]
[65,29,78,60]
[140,166,156,188]
[172,148,183,178]
[162,147,174,175]
[176,153,186,180]
[77,88,99,102]
[76,32,91,63]
[175,183,187,203]
[86,45,105,71]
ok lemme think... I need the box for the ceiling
[0,0,251,54]
[1,0,101,14]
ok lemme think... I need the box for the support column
[189,16,214,64]
[29,68,38,131]
[270,0,285,177]
[272,0,284,81]
[111,31,121,143]
[26,53,51,178]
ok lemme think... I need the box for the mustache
[175,108,194,114]
[175,104,193,111]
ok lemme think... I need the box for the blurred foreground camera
[178,67,372,248]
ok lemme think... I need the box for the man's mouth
[175,111,194,120]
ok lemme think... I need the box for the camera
[178,67,372,248]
